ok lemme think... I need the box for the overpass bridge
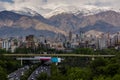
[3,54,116,66]
[3,54,116,58]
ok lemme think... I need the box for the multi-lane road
[8,66,29,80]
[28,65,50,80]
[8,65,50,80]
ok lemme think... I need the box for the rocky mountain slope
[0,10,120,37]
[49,10,120,33]
[0,11,66,37]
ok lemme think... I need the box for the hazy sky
[0,0,119,11]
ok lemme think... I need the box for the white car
[35,71,38,74]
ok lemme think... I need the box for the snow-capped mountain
[12,8,40,17]
[9,4,111,18]
[2,0,120,19]
[0,5,120,37]
[43,5,111,18]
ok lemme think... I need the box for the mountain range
[0,7,120,37]
[0,11,66,37]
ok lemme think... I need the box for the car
[31,78,34,80]
[35,71,38,74]
[21,72,24,75]
[15,77,19,80]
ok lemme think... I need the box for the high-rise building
[0,39,2,49]
[79,31,85,41]
[97,37,107,50]
[39,35,45,43]
[26,35,35,48]
[114,32,120,46]
[69,31,72,42]
[76,34,79,41]
[2,39,11,51]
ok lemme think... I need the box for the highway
[28,65,50,80]
[3,54,116,57]
[8,66,29,80]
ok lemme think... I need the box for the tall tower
[107,32,110,47]
[79,31,84,41]
[69,31,72,42]
[116,32,119,45]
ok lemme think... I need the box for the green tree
[74,48,94,54]
[50,64,67,80]
[93,76,112,80]
[0,66,7,80]
[104,63,120,76]
[37,72,50,80]
[89,58,107,76]
[112,74,120,80]
[0,49,9,54]
[67,67,92,80]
